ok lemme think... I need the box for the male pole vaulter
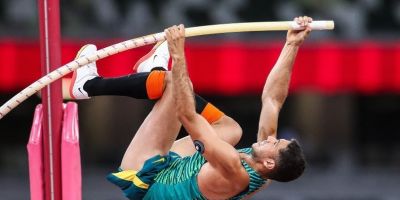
[69,16,312,200]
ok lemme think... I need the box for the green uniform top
[144,148,266,200]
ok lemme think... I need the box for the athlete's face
[251,136,290,161]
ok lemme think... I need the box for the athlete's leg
[119,73,182,170]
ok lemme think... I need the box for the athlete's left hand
[165,24,185,61]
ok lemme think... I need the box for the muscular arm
[257,17,312,141]
[167,25,243,175]
[257,43,299,140]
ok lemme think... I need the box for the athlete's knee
[217,115,243,145]
[226,116,243,144]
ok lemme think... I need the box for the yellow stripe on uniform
[112,170,149,189]
[152,157,165,164]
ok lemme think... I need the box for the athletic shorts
[106,152,181,200]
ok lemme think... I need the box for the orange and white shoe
[69,44,99,99]
[133,41,169,73]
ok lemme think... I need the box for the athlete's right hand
[286,16,312,46]
[165,24,185,61]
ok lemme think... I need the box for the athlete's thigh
[171,115,242,157]
[120,81,182,171]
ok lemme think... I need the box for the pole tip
[326,21,335,30]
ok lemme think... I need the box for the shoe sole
[69,44,91,100]
[132,41,164,72]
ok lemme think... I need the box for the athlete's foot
[133,41,169,73]
[69,44,99,99]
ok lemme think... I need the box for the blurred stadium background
[1,0,400,199]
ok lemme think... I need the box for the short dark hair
[267,139,306,182]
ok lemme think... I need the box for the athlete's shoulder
[197,160,250,199]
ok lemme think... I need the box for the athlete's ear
[263,159,275,170]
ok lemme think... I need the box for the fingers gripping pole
[0,20,334,119]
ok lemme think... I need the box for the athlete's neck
[239,153,268,179]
